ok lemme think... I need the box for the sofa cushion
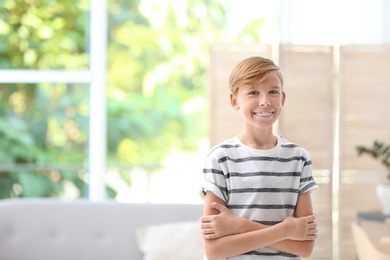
[136,221,204,260]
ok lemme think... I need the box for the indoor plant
[356,140,390,215]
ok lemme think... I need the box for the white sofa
[0,198,204,260]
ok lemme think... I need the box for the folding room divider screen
[338,45,390,260]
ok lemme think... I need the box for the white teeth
[254,112,273,117]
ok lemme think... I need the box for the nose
[259,95,270,106]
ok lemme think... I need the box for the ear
[230,93,240,110]
[281,91,286,106]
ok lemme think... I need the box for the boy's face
[230,73,286,132]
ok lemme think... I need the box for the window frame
[0,1,107,201]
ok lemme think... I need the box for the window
[0,0,107,200]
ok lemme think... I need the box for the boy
[200,57,318,260]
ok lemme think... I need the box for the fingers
[207,202,226,213]
[200,227,217,239]
[306,218,318,240]
[305,230,318,240]
[290,214,318,241]
[307,226,318,238]
[199,215,216,239]
[308,221,317,229]
[304,214,315,223]
[199,219,218,240]
[201,232,218,240]
[199,215,214,223]
[199,212,220,225]
[305,214,318,238]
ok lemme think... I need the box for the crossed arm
[200,191,317,260]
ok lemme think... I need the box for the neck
[238,129,277,150]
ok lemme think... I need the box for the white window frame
[0,1,107,201]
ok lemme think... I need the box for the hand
[283,215,318,241]
[200,202,241,239]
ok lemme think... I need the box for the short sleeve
[199,151,229,203]
[299,152,319,194]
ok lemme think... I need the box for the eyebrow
[244,84,282,91]
[248,85,281,90]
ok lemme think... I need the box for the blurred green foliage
[0,0,264,199]
[0,0,91,198]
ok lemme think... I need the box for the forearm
[204,222,289,260]
[271,240,315,257]
[234,217,315,257]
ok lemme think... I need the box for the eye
[269,90,279,95]
[248,90,258,95]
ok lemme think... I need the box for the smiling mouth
[253,112,274,117]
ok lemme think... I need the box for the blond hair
[228,56,283,94]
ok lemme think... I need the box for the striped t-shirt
[201,136,318,260]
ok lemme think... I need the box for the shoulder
[207,137,242,157]
[279,136,311,158]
